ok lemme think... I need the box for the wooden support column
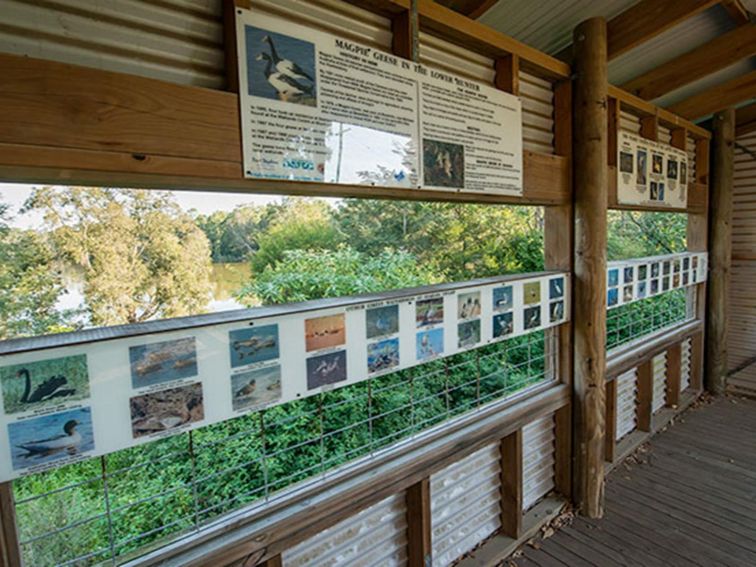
[665,344,682,407]
[258,555,283,567]
[636,360,653,432]
[690,332,704,390]
[604,380,617,463]
[0,483,21,567]
[222,0,250,93]
[499,429,523,538]
[572,17,608,519]
[705,108,735,395]
[494,54,520,95]
[406,479,432,567]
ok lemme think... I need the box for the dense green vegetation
[1,188,687,566]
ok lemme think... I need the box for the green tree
[0,203,72,339]
[607,211,687,260]
[25,187,213,326]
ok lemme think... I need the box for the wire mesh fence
[606,287,692,351]
[12,330,553,567]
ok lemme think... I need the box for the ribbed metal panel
[687,134,698,182]
[681,338,692,392]
[652,352,667,414]
[522,414,555,511]
[0,0,225,88]
[419,32,555,155]
[658,125,672,145]
[653,59,756,110]
[616,368,638,441]
[283,493,408,567]
[620,110,642,134]
[430,444,501,567]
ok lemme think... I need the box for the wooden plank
[572,17,607,519]
[736,102,756,136]
[391,8,417,60]
[223,0,251,93]
[665,344,682,407]
[706,109,735,394]
[690,331,705,390]
[0,53,569,206]
[636,360,653,432]
[406,479,432,567]
[494,54,520,95]
[553,404,572,498]
[722,0,751,25]
[606,0,719,60]
[499,429,523,538]
[258,555,282,567]
[605,380,617,463]
[0,483,21,567]
[621,24,756,100]
[667,71,756,120]
[640,116,659,141]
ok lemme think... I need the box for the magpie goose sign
[235,8,523,196]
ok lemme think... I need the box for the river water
[57,262,252,317]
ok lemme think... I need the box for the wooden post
[406,479,432,567]
[572,17,608,519]
[494,54,520,95]
[706,108,735,395]
[0,483,21,567]
[604,379,617,463]
[499,429,523,538]
[690,331,705,391]
[553,404,572,497]
[665,344,682,407]
[636,360,653,432]
[222,0,251,93]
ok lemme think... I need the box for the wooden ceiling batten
[621,24,756,100]
[666,71,756,119]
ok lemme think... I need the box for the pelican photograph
[416,328,443,361]
[130,382,204,439]
[416,298,444,328]
[8,406,94,471]
[367,338,399,374]
[306,350,347,390]
[129,337,198,389]
[366,304,399,339]
[1,355,90,416]
[550,300,564,324]
[423,139,464,189]
[493,312,513,339]
[458,319,481,348]
[457,292,481,320]
[245,26,317,107]
[305,313,346,352]
[231,365,281,412]
[229,324,280,368]
[524,305,541,330]
[493,285,513,311]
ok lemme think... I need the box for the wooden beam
[621,24,756,100]
[665,344,683,407]
[0,53,569,206]
[721,0,751,25]
[666,71,756,120]
[690,332,705,390]
[736,102,756,136]
[553,404,572,498]
[222,0,251,93]
[499,429,523,538]
[636,360,653,432]
[607,0,719,60]
[572,17,608,519]
[406,479,432,567]
[605,380,618,463]
[435,0,496,18]
[0,483,21,567]
[468,0,498,20]
[705,109,735,394]
[391,8,418,60]
[494,54,520,95]
[640,116,659,141]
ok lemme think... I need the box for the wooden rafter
[736,102,756,136]
[621,24,756,100]
[721,0,751,25]
[435,0,497,19]
[666,71,756,119]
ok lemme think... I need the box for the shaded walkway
[514,396,756,567]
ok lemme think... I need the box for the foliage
[0,203,72,339]
[25,187,213,326]
[240,246,437,305]
[607,211,687,261]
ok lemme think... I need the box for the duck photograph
[231,365,281,412]
[229,324,280,368]
[130,382,204,439]
[1,354,90,415]
[129,337,198,388]
[365,304,399,339]
[8,407,94,470]
[245,26,317,107]
[306,350,347,390]
[305,313,346,352]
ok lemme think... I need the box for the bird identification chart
[617,131,689,208]
[0,272,567,481]
[235,8,522,195]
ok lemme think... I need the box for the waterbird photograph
[619,151,633,174]
[129,337,198,388]
[231,365,281,412]
[366,305,399,339]
[680,161,687,184]
[623,285,634,303]
[636,148,647,186]
[637,281,648,299]
[524,306,541,330]
[668,159,678,180]
[493,285,513,311]
[305,313,346,352]
[523,281,541,305]
[423,139,464,189]
[229,324,280,368]
[549,277,564,300]
[652,153,663,175]
[493,312,513,339]
[416,328,444,361]
[608,287,619,307]
[307,350,347,390]
[457,292,481,320]
[9,406,94,470]
[1,355,90,415]
[550,300,564,323]
[367,338,400,374]
[608,268,619,287]
[458,319,481,348]
[130,382,204,439]
[416,298,444,328]
[624,266,634,283]
[245,26,316,107]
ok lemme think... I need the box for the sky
[0,183,284,230]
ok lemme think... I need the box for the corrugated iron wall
[652,351,667,414]
[681,337,692,393]
[615,368,638,442]
[522,414,555,511]
[728,131,756,395]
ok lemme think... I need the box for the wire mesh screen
[606,288,691,351]
[12,331,552,567]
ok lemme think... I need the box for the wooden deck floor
[513,396,756,567]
